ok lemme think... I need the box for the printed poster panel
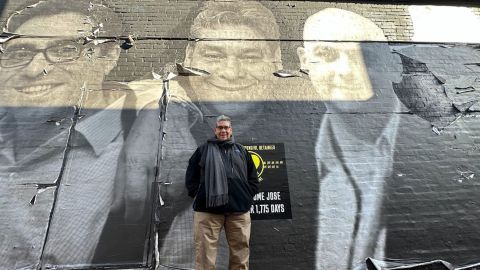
[243,143,292,220]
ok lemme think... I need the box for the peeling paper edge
[176,63,210,76]
[0,32,19,44]
[29,186,56,205]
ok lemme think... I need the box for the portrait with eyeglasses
[0,33,118,109]
[0,39,91,68]
[0,0,146,269]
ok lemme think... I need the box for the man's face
[185,25,280,110]
[298,12,377,101]
[300,41,373,101]
[0,13,112,108]
[214,120,232,141]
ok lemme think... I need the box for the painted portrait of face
[297,8,389,101]
[185,25,280,103]
[299,41,373,101]
[0,11,119,110]
[181,2,282,116]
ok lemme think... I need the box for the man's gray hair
[191,1,279,40]
[216,115,231,124]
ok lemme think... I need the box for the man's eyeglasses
[0,41,86,68]
[216,126,231,131]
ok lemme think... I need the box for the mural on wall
[386,45,480,267]
[0,0,480,269]
[124,3,322,269]
[0,0,147,269]
[298,8,402,269]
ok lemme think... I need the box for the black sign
[243,143,292,220]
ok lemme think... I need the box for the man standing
[120,2,318,269]
[185,115,259,270]
[119,2,322,268]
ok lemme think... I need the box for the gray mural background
[1,0,480,270]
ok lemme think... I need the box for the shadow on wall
[2,0,480,270]
[0,1,5,18]
[0,0,151,269]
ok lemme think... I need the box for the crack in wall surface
[38,84,88,266]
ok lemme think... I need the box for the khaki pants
[194,211,251,270]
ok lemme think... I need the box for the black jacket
[185,140,259,214]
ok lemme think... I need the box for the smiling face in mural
[0,13,117,108]
[298,8,387,101]
[184,24,281,115]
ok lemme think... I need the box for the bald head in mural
[298,8,389,101]
[298,8,401,270]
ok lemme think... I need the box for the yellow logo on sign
[249,151,264,181]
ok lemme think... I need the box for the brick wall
[1,1,480,269]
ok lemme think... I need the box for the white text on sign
[253,192,281,201]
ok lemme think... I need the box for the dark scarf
[199,137,234,207]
